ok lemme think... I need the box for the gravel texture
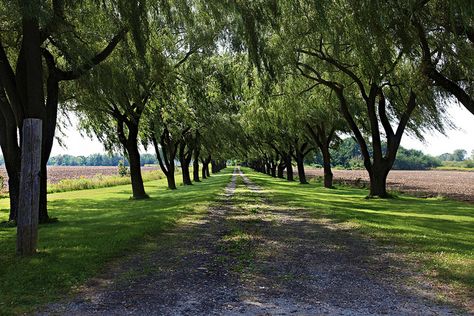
[38,168,464,315]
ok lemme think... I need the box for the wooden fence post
[17,118,42,256]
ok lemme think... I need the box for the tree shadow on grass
[244,169,474,299]
[0,170,232,314]
[209,175,463,314]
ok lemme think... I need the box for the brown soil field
[0,166,159,191]
[305,168,474,203]
[1,166,472,203]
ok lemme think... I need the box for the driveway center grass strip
[0,169,232,315]
[241,167,474,302]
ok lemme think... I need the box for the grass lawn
[241,167,474,302]
[0,169,232,315]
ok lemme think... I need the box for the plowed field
[305,168,474,203]
[0,166,159,192]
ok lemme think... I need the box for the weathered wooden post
[16,119,42,256]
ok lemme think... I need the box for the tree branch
[58,28,128,81]
[414,18,474,115]
[40,0,66,42]
[395,91,417,139]
[0,40,24,124]
[174,46,199,69]
[296,48,369,102]
[378,89,394,139]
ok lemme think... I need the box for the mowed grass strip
[241,168,474,298]
[0,169,232,315]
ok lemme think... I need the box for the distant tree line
[309,138,471,170]
[437,149,474,168]
[2,146,471,170]
[437,149,474,162]
[0,153,157,167]
[46,153,158,167]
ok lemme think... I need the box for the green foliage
[438,161,474,171]
[437,149,474,170]
[0,169,232,314]
[393,148,442,170]
[438,149,469,162]
[348,157,365,170]
[311,138,442,170]
[328,138,363,168]
[47,153,157,166]
[117,160,129,177]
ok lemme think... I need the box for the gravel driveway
[38,168,463,315]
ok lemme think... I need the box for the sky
[51,103,474,157]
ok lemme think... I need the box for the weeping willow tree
[0,1,150,229]
[276,78,347,188]
[0,0,150,254]
[352,0,474,115]
[71,36,168,199]
[231,0,452,197]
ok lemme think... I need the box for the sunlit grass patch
[0,169,232,314]
[241,167,474,300]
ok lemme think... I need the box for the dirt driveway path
[40,167,462,315]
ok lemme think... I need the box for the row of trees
[0,0,472,255]
[236,0,473,196]
[0,0,246,254]
[3,144,469,169]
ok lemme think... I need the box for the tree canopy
[0,0,472,254]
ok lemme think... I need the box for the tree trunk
[17,119,42,255]
[193,148,200,182]
[127,141,148,199]
[179,143,193,186]
[38,163,49,222]
[202,155,211,178]
[369,170,389,197]
[193,159,200,182]
[321,146,333,188]
[152,129,177,190]
[38,74,60,223]
[201,161,207,179]
[277,160,285,179]
[296,154,307,184]
[270,163,277,177]
[306,124,334,188]
[0,128,21,222]
[285,156,294,181]
[0,97,21,222]
[181,162,192,185]
[8,173,20,221]
[166,161,177,190]
[368,163,390,197]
